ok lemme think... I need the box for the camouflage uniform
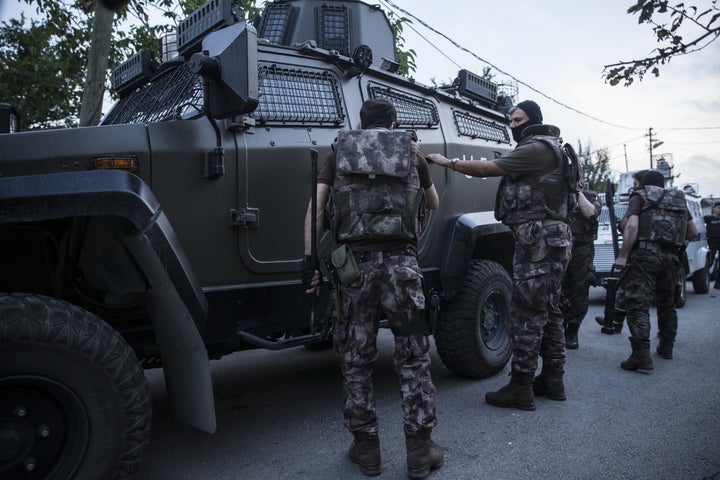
[334,252,436,434]
[616,249,680,343]
[616,186,688,346]
[561,190,601,328]
[493,124,574,379]
[510,220,572,375]
[321,128,438,435]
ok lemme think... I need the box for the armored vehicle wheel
[675,264,687,308]
[435,260,512,378]
[692,257,710,294]
[0,293,152,480]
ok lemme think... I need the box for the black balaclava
[511,100,543,143]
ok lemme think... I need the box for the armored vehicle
[0,0,517,477]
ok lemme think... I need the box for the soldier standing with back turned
[427,100,574,410]
[561,186,601,349]
[302,98,443,479]
[613,170,697,371]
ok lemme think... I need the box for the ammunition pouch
[329,244,361,285]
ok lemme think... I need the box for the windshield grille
[102,64,203,125]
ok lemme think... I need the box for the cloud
[677,154,720,197]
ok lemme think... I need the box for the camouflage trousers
[560,241,596,325]
[509,221,572,376]
[616,248,680,343]
[333,251,437,435]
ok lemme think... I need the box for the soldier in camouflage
[561,187,602,349]
[614,170,697,371]
[704,202,720,289]
[303,98,443,479]
[428,100,574,410]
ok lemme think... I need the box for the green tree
[0,15,86,128]
[603,0,720,86]
[576,140,613,193]
[385,10,416,76]
[1,0,261,129]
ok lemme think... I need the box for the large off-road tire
[435,260,512,379]
[0,293,152,480]
[692,256,710,294]
[675,263,687,309]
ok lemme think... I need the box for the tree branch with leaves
[603,0,720,86]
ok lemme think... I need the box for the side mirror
[190,23,259,119]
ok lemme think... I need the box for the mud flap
[125,228,217,434]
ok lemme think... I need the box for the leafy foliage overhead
[603,0,720,86]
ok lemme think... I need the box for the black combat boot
[485,372,536,410]
[656,342,673,359]
[404,427,443,479]
[349,432,381,476]
[620,337,654,373]
[533,368,566,401]
[564,323,579,349]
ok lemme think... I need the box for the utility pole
[648,127,664,170]
[623,144,628,172]
[649,127,654,169]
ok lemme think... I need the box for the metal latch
[229,208,259,228]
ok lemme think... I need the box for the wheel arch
[441,212,513,298]
[0,171,216,433]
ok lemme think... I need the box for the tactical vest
[636,186,688,247]
[495,135,571,225]
[570,190,600,242]
[706,216,720,240]
[330,129,424,244]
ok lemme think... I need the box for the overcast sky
[384,0,720,197]
[2,0,719,196]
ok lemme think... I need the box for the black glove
[301,255,319,288]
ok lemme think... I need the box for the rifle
[601,180,626,334]
[310,148,318,333]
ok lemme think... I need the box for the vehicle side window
[253,64,345,126]
[367,82,439,128]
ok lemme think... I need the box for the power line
[379,0,720,133]
[379,0,645,131]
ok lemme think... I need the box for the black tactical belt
[635,240,680,254]
[353,247,417,264]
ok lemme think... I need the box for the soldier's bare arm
[686,219,698,241]
[425,153,507,177]
[614,214,639,269]
[577,191,598,219]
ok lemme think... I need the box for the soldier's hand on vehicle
[425,153,449,167]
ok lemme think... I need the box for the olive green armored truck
[0,1,518,477]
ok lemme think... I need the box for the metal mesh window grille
[368,85,439,128]
[318,5,350,55]
[453,110,510,143]
[253,64,344,125]
[258,3,293,44]
[102,64,203,125]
